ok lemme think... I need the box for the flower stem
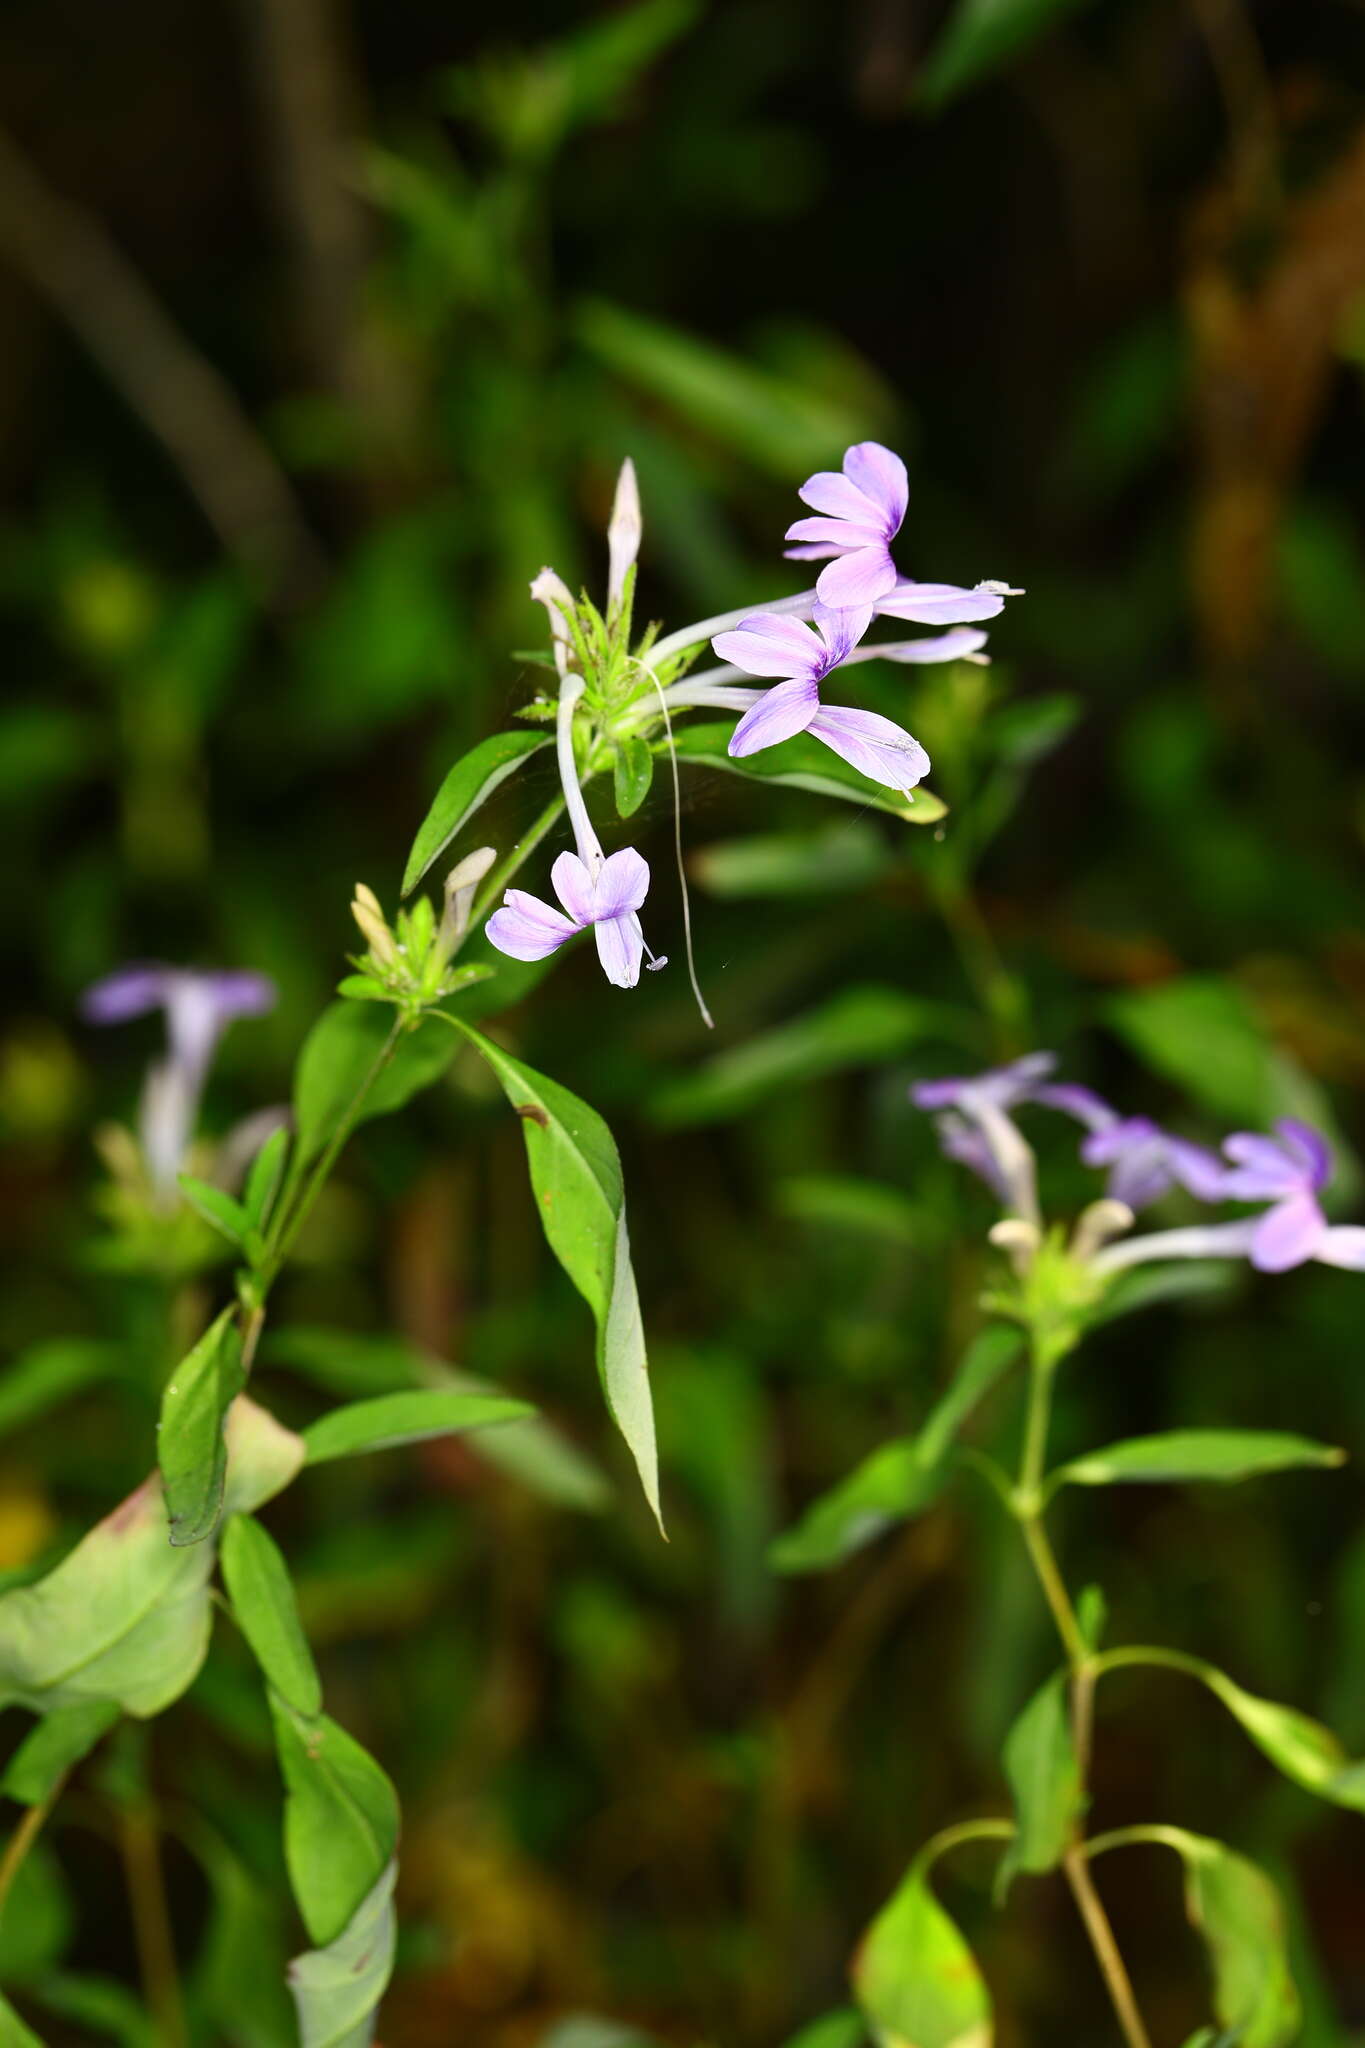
[0,1785,59,1917]
[1011,1334,1153,2048]
[467,792,567,931]
[262,1016,404,1284]
[120,1799,188,2048]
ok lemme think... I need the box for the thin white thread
[634,658,714,1030]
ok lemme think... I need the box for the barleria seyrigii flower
[81,963,276,1199]
[784,440,910,606]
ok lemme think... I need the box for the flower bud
[438,845,497,960]
[351,882,399,968]
[606,457,642,620]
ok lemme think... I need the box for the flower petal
[1249,1192,1327,1272]
[783,541,837,562]
[550,851,596,924]
[1315,1226,1365,1270]
[1166,1139,1229,1202]
[486,891,579,961]
[815,547,898,608]
[785,514,881,550]
[797,470,886,523]
[806,703,930,790]
[1222,1132,1301,1200]
[877,580,1009,625]
[728,675,821,757]
[594,912,644,989]
[712,613,825,679]
[1036,1083,1118,1133]
[1275,1117,1333,1192]
[842,442,908,532]
[878,627,990,664]
[592,846,650,921]
[80,963,174,1024]
[811,601,873,668]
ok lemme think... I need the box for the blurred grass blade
[299,1391,534,1466]
[917,0,1092,108]
[0,1700,119,1806]
[0,1342,125,1439]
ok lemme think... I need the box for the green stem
[1010,1333,1152,2048]
[120,1801,188,2048]
[466,791,567,932]
[917,1816,1016,1869]
[262,1017,403,1284]
[0,1784,60,1918]
[1086,1823,1192,1861]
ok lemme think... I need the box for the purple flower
[487,848,653,990]
[1220,1119,1336,1273]
[784,442,908,608]
[911,1055,1058,1223]
[712,602,930,794]
[876,579,1022,626]
[1079,1115,1227,1213]
[877,627,990,666]
[911,1052,1058,1116]
[81,963,276,1196]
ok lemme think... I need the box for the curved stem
[120,1800,188,2048]
[0,1786,60,1917]
[918,1816,1016,1868]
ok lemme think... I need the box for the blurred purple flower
[81,963,275,1196]
[911,1052,1059,1116]
[487,847,653,989]
[712,602,930,794]
[1079,1115,1227,1212]
[784,442,908,607]
[1220,1118,1344,1272]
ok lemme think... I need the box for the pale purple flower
[911,1052,1059,1116]
[1220,1119,1343,1273]
[876,579,1022,626]
[487,847,652,990]
[711,602,930,794]
[784,442,908,608]
[1079,1115,1227,1212]
[81,964,276,1197]
[911,1054,1056,1225]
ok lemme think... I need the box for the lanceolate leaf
[269,1696,400,1949]
[0,1476,215,1718]
[401,730,549,895]
[288,1859,397,2048]
[299,1390,534,1467]
[176,1174,253,1251]
[220,1516,322,1719]
[853,1853,993,2048]
[158,1308,246,1547]
[770,1326,1021,1572]
[671,721,947,825]
[997,1672,1082,1893]
[1052,1430,1345,1492]
[0,1700,119,1805]
[447,1020,662,1531]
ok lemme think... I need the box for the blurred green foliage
[2,0,1365,2042]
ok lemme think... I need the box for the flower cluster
[484,442,1019,992]
[914,1051,1365,1280]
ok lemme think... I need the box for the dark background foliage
[2,0,1365,2041]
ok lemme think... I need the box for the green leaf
[917,0,1092,108]
[221,1397,307,1517]
[448,1021,661,1530]
[0,1477,215,1717]
[651,985,959,1130]
[27,1973,154,2046]
[781,2010,867,2048]
[243,1128,290,1234]
[0,1841,72,1985]
[613,734,654,817]
[0,1992,44,2045]
[672,721,947,824]
[158,1308,246,1547]
[1138,1830,1301,2048]
[770,1326,1022,1572]
[299,1391,534,1467]
[0,1341,123,1438]
[287,1859,396,2048]
[176,1175,252,1249]
[401,730,548,895]
[1137,1653,1365,1813]
[0,1701,119,1805]
[1053,1430,1345,1492]
[693,820,891,899]
[269,1695,400,1948]
[1106,976,1339,1135]
[220,1516,322,1719]
[997,1673,1082,1894]
[853,1854,993,2048]
[292,1006,456,1168]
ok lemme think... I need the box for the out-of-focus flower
[1079,1115,1226,1212]
[784,442,909,607]
[81,964,275,1197]
[1219,1119,1362,1272]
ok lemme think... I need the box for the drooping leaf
[447,1020,661,1530]
[1136,1653,1365,1813]
[613,734,654,817]
[672,721,946,824]
[269,1695,400,1949]
[1144,1830,1301,2048]
[292,1006,457,1168]
[158,1308,246,1547]
[1053,1430,1344,1492]
[401,730,548,895]
[770,1326,1021,1572]
[0,1700,119,1805]
[220,1516,322,1719]
[853,1853,993,2048]
[299,1390,534,1467]
[287,1858,397,2048]
[652,985,959,1130]
[997,1673,1082,1894]
[917,0,1093,108]
[0,1477,215,1718]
